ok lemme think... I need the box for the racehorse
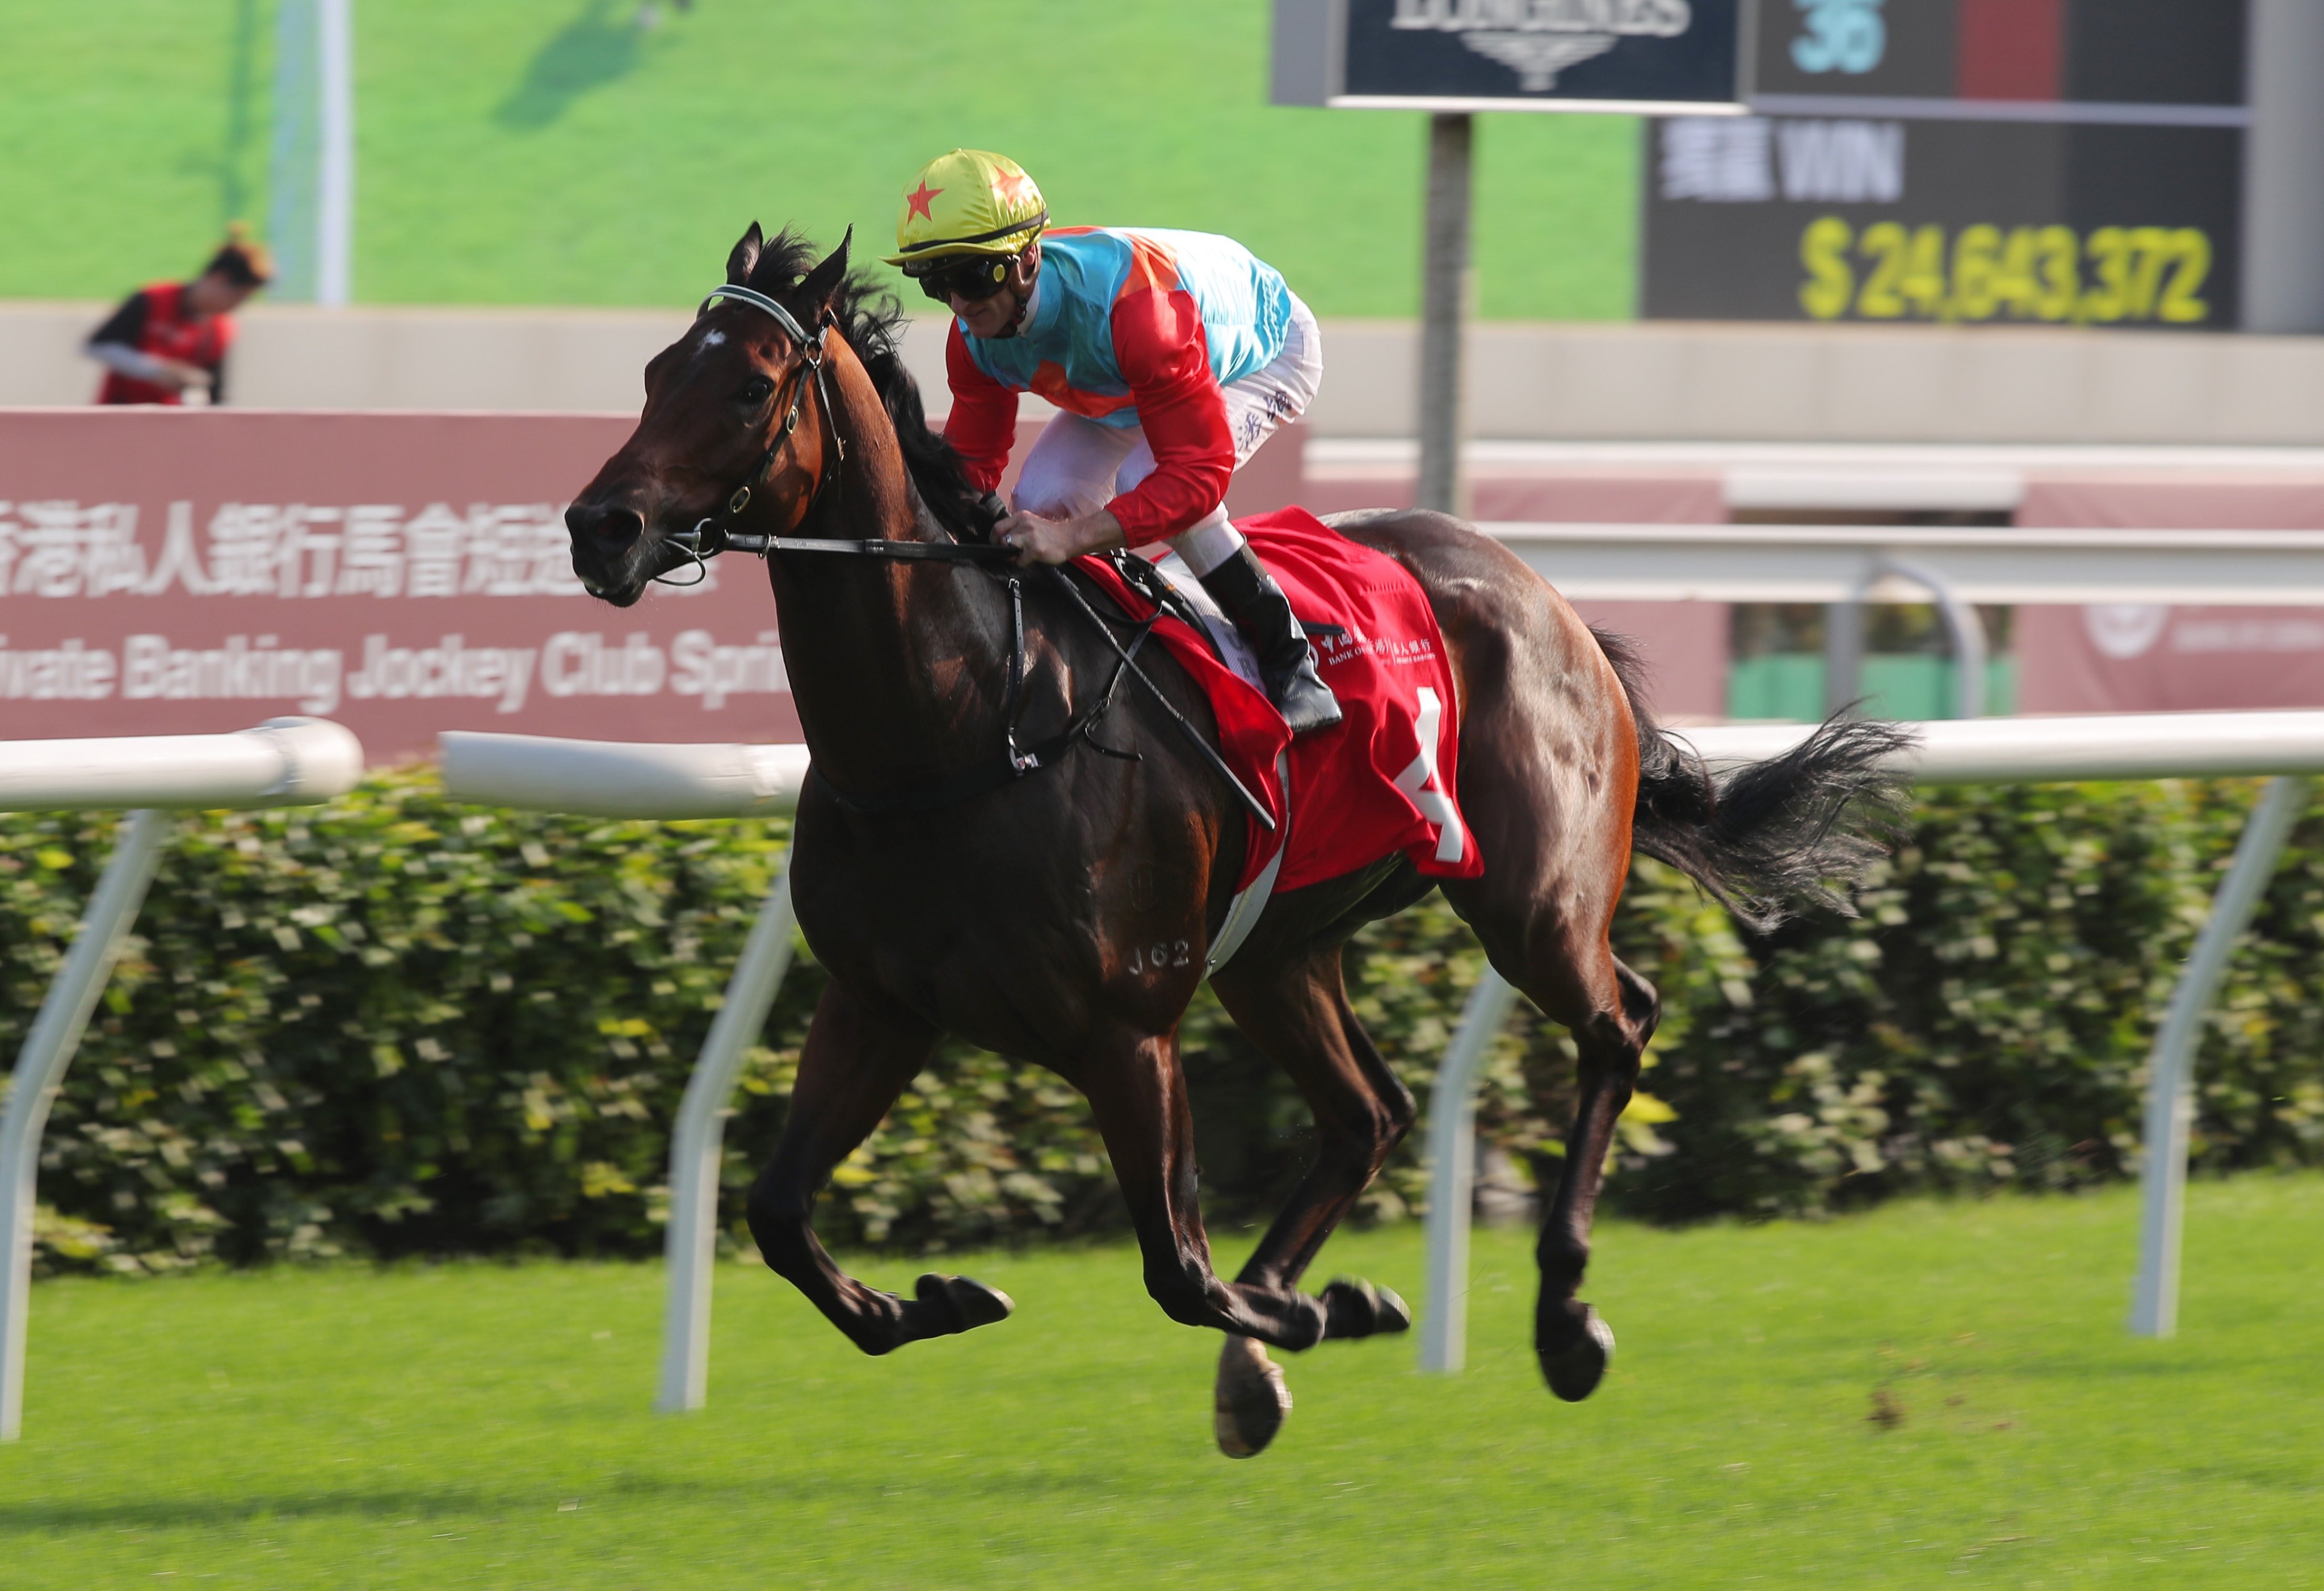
[565,226,1905,1455]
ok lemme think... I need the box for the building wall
[18,301,2324,446]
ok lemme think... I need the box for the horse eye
[739,375,775,405]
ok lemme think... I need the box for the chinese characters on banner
[0,410,798,758]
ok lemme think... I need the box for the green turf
[0,1,1638,320]
[4,1176,2319,1588]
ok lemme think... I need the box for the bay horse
[565,227,1903,1455]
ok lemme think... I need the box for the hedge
[6,770,2323,1275]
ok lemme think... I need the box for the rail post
[1,718,361,1441]
[655,849,799,1414]
[1419,967,1519,1374]
[439,732,811,1415]
[2129,773,2311,1338]
[1417,111,1473,519]
[1826,555,1987,720]
[0,811,172,1442]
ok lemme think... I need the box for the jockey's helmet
[884,150,1048,276]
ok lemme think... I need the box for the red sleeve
[1106,286,1234,545]
[940,323,1019,496]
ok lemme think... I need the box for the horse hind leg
[1535,953,1658,1401]
[1445,876,1659,1403]
[1203,949,1421,1456]
[745,982,1015,1355]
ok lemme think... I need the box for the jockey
[886,149,1340,736]
[86,226,274,406]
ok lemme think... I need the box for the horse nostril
[566,501,645,553]
[596,507,645,550]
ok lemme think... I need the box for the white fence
[1,719,364,1441]
[1418,711,2324,1372]
[16,710,2309,1431]
[438,732,810,1416]
[1478,523,2324,605]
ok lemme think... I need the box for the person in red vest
[86,227,274,406]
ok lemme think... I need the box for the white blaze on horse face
[695,329,728,355]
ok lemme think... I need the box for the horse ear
[796,226,852,313]
[726,223,765,287]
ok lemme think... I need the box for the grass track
[0,1,1637,319]
[6,1174,2321,1588]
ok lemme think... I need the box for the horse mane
[744,228,999,541]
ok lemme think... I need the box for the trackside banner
[0,410,800,761]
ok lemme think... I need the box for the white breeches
[1008,293,1322,576]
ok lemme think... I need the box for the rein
[659,279,1275,833]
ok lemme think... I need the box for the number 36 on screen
[1799,218,2213,326]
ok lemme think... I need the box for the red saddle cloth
[1076,506,1483,893]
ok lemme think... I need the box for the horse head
[565,223,854,606]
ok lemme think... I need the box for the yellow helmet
[884,149,1048,270]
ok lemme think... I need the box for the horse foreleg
[1074,1025,1330,1355]
[745,981,1013,1355]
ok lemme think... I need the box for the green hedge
[6,771,2322,1275]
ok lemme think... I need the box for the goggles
[905,253,1015,304]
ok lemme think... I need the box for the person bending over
[87,227,274,406]
[889,149,1339,736]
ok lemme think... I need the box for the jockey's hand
[998,508,1126,566]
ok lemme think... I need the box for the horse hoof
[1536,1305,1615,1403]
[1319,1277,1413,1340]
[1214,1336,1292,1459]
[914,1272,1015,1334]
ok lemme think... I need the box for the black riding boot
[1196,544,1343,736]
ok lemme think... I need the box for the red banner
[0,410,800,762]
[2014,476,2324,716]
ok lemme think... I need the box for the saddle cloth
[1075,506,1483,923]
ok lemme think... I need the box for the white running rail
[1419,711,2324,1374]
[438,732,810,1417]
[1479,522,2324,606]
[2,718,364,1441]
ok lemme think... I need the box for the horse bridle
[653,278,1274,832]
[662,279,1019,582]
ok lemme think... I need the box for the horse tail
[1589,627,1914,932]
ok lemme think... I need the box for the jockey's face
[949,243,1040,339]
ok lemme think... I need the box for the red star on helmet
[905,180,942,222]
[992,167,1035,208]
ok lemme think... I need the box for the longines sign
[1272,0,1746,113]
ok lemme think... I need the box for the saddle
[1074,507,1482,897]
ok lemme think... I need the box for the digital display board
[1272,0,1745,114]
[1643,117,2243,328]
[1751,0,2246,117]
[1642,1,2250,327]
